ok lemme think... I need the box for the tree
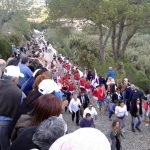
[46,0,150,63]
[0,0,32,29]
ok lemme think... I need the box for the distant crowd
[0,31,150,150]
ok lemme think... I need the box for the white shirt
[69,98,81,113]
[83,107,97,119]
[115,105,128,117]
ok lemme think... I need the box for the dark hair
[86,113,91,118]
[31,94,62,125]
[21,57,28,64]
[112,119,120,128]
[32,71,51,90]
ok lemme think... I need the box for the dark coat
[112,93,123,102]
[10,127,39,150]
[78,94,90,109]
[130,99,142,117]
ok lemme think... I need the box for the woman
[11,94,67,141]
[130,98,142,132]
[69,94,81,126]
[110,120,122,150]
[115,101,128,133]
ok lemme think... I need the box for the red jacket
[74,73,80,81]
[65,64,71,71]
[92,89,98,98]
[84,81,91,89]
[97,87,106,101]
[80,78,86,87]
[68,83,76,92]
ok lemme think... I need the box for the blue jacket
[18,64,33,87]
[107,70,116,78]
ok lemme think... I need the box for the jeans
[0,121,12,150]
[131,115,142,129]
[72,110,80,124]
[109,111,114,119]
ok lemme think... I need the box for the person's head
[31,94,63,126]
[32,117,65,150]
[85,113,92,121]
[2,65,24,85]
[116,88,121,93]
[88,103,93,110]
[33,71,51,90]
[109,67,112,70]
[49,128,111,150]
[21,57,29,65]
[73,94,78,100]
[118,100,124,107]
[112,120,120,129]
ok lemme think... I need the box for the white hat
[38,79,60,95]
[4,65,24,78]
[49,128,111,150]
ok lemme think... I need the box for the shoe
[135,127,141,132]
[132,128,135,132]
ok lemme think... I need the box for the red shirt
[97,87,106,101]
[80,78,86,87]
[74,73,80,81]
[84,81,91,89]
[68,83,76,92]
[92,89,98,98]
[65,64,71,71]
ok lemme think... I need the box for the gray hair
[32,116,65,150]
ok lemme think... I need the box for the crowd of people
[0,31,150,150]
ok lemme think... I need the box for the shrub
[0,36,11,59]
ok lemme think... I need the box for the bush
[0,36,11,59]
[124,63,150,92]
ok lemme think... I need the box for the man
[18,57,33,88]
[80,113,94,128]
[107,67,116,79]
[78,92,90,110]
[0,65,26,150]
[83,103,97,127]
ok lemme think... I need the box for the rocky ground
[63,95,150,150]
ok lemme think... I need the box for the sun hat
[38,79,60,95]
[3,65,24,78]
[49,128,111,150]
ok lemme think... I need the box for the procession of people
[0,30,150,150]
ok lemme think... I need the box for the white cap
[49,128,111,150]
[4,65,24,78]
[38,79,60,95]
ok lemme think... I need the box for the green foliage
[126,33,150,78]
[124,63,150,92]
[0,36,11,59]
[8,34,22,47]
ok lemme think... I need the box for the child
[108,100,117,121]
[110,120,123,150]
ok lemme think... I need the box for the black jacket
[78,94,90,109]
[112,92,123,102]
[10,127,39,150]
[0,80,22,118]
[130,99,142,117]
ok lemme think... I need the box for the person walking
[130,98,142,132]
[115,101,128,133]
[110,120,123,150]
[69,94,81,126]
